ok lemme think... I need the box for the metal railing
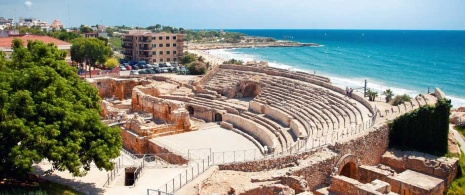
[102,158,123,187]
[156,157,212,194]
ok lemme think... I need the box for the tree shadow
[33,165,106,195]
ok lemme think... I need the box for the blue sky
[1,0,465,30]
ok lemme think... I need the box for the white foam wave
[208,48,465,108]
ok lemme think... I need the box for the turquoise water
[213,30,465,107]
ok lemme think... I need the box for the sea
[210,30,465,108]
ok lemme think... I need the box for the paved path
[451,125,465,153]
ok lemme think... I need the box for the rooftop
[0,35,71,49]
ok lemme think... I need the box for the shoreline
[186,41,320,50]
[189,47,465,108]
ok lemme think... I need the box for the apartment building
[122,33,184,64]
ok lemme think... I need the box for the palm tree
[382,89,394,103]
[367,89,378,101]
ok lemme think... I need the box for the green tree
[187,61,207,75]
[392,94,412,106]
[71,37,112,71]
[155,24,161,32]
[0,39,122,179]
[105,58,119,69]
[367,89,378,101]
[79,25,93,34]
[180,52,197,64]
[382,89,394,103]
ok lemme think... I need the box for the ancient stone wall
[380,150,458,189]
[263,105,291,127]
[89,78,148,100]
[329,124,390,166]
[121,129,148,154]
[223,113,278,151]
[218,124,391,191]
[147,141,188,165]
[132,87,191,131]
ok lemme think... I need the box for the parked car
[152,63,159,68]
[125,65,132,70]
[119,66,126,71]
[139,69,149,74]
[130,70,139,75]
[153,67,162,73]
[131,65,140,70]
[146,69,155,74]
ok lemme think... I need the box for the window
[159,43,163,47]
[166,51,170,54]
[152,44,156,47]
[159,51,163,55]
[167,58,170,62]
[154,59,157,62]
[173,51,177,55]
[173,58,177,62]
[173,43,177,47]
[158,36,162,40]
[160,58,163,62]
[152,51,156,55]
[166,43,170,47]
[166,36,170,40]
[173,36,176,40]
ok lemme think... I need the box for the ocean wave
[208,48,465,108]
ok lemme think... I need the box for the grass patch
[0,179,81,195]
[448,150,465,194]
[455,125,465,137]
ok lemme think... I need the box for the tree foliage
[105,58,119,69]
[382,89,394,103]
[187,61,206,75]
[71,37,112,68]
[223,58,244,65]
[388,98,452,156]
[391,94,412,106]
[180,52,197,65]
[0,39,122,179]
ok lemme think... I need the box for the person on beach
[345,87,349,96]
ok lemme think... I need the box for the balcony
[123,51,133,56]
[122,37,133,42]
[139,46,151,51]
[122,44,132,49]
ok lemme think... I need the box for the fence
[102,158,123,187]
[146,189,173,195]
[156,157,212,194]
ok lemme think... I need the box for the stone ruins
[90,62,458,195]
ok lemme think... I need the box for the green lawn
[0,180,81,195]
[448,149,465,194]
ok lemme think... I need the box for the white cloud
[24,1,33,8]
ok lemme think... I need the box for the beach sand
[188,50,227,67]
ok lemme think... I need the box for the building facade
[122,33,184,64]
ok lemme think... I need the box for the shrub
[187,61,206,75]
[382,89,394,103]
[223,58,244,65]
[388,98,452,156]
[391,94,411,106]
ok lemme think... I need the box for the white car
[130,70,139,75]
[120,66,127,71]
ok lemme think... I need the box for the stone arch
[214,113,223,122]
[335,154,359,180]
[187,106,194,115]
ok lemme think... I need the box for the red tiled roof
[0,35,71,48]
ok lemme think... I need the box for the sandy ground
[188,50,227,67]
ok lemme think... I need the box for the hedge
[388,98,452,156]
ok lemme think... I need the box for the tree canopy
[0,39,122,179]
[71,37,112,68]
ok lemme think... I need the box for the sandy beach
[188,50,227,67]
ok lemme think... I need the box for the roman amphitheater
[36,62,460,195]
